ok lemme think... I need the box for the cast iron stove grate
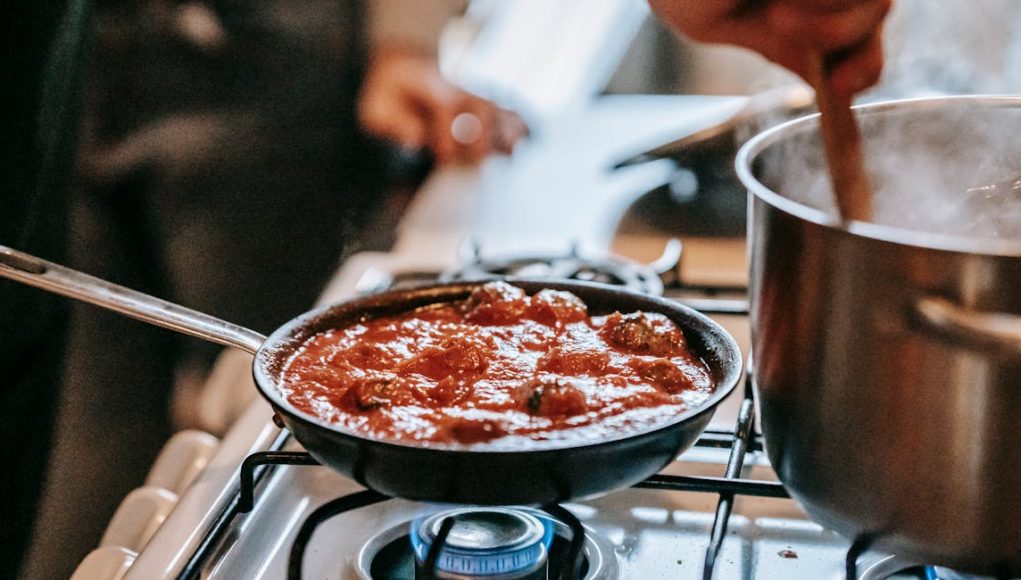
[179,370,788,580]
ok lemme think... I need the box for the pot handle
[915,296,1021,349]
[0,245,265,354]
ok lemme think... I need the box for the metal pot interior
[738,95,1021,256]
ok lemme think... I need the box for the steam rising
[873,0,1021,99]
[754,100,1021,240]
[740,2,1021,242]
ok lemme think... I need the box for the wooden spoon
[804,52,873,223]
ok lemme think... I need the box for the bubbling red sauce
[279,282,715,447]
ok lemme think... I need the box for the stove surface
[201,446,852,580]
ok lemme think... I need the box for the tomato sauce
[279,282,715,447]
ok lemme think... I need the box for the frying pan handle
[915,296,1021,350]
[0,245,265,354]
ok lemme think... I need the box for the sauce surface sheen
[279,282,715,447]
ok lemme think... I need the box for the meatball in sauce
[279,282,714,447]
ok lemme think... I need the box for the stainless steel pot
[737,95,1021,574]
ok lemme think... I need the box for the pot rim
[736,94,1021,257]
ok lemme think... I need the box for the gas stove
[68,96,1000,580]
[73,244,948,580]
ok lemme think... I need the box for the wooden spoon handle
[805,52,873,223]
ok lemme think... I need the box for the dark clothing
[1,0,90,578]
[4,1,394,578]
[18,1,405,578]
[3,6,88,580]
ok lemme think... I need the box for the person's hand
[357,48,528,166]
[648,0,892,97]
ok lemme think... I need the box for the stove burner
[442,241,682,296]
[410,508,553,579]
[357,508,618,580]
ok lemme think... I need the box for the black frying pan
[0,245,742,505]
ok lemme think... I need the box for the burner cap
[410,508,554,578]
[443,254,664,296]
[421,509,546,551]
[357,508,617,580]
